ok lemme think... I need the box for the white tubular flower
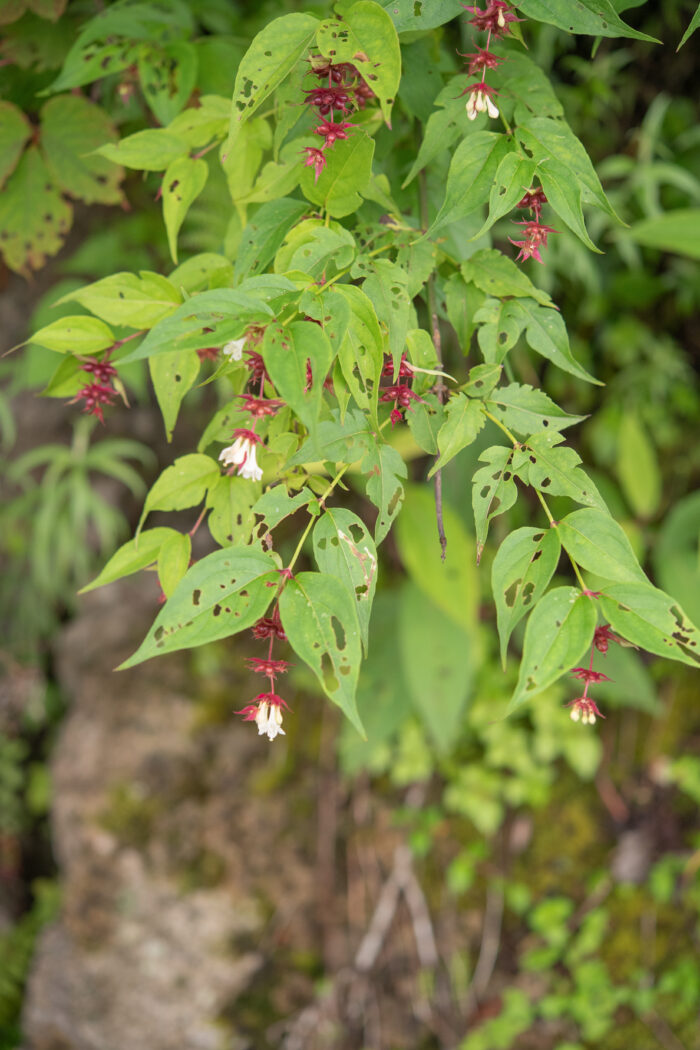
[255,701,286,741]
[222,337,246,361]
[465,82,500,121]
[218,428,263,482]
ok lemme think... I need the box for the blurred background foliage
[0,1,699,1047]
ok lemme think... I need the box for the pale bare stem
[419,162,448,560]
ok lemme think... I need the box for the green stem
[316,243,394,292]
[285,463,350,574]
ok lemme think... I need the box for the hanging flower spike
[458,46,505,77]
[380,383,424,424]
[353,79,375,109]
[570,668,612,683]
[236,394,285,418]
[308,57,356,84]
[509,220,557,264]
[219,428,263,482]
[237,692,291,741]
[302,146,328,182]
[243,350,269,386]
[566,697,606,725]
[382,353,414,378]
[516,186,548,221]
[465,81,500,120]
[594,624,624,654]
[314,118,353,148]
[252,608,287,641]
[71,382,116,423]
[81,359,118,384]
[223,337,247,361]
[303,86,352,115]
[462,1,522,37]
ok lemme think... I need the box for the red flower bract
[462,1,521,37]
[236,394,285,418]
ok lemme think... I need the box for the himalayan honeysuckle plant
[26,0,700,743]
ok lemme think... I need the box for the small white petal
[486,96,500,119]
[570,707,580,722]
[466,96,478,121]
[222,338,246,361]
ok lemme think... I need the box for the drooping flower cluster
[379,354,424,425]
[565,623,624,726]
[301,56,374,182]
[459,2,519,121]
[237,606,291,741]
[72,357,119,423]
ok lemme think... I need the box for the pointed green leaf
[473,153,538,239]
[279,571,364,734]
[430,133,512,235]
[300,131,375,218]
[206,475,260,547]
[58,271,181,329]
[313,508,378,652]
[157,531,192,599]
[149,349,200,441]
[430,395,485,477]
[252,485,314,532]
[363,442,407,543]
[0,146,72,275]
[625,209,700,260]
[162,155,208,264]
[0,101,31,186]
[599,583,700,668]
[139,454,220,532]
[235,197,309,281]
[509,587,598,710]
[462,249,553,307]
[80,527,180,593]
[30,315,114,354]
[96,129,190,171]
[262,320,333,433]
[486,382,587,436]
[334,284,383,422]
[475,298,525,363]
[40,94,123,205]
[492,526,561,667]
[509,299,599,383]
[138,41,198,126]
[557,509,647,584]
[678,5,700,49]
[521,432,608,512]
[516,0,660,42]
[361,258,409,369]
[472,445,519,562]
[119,548,279,668]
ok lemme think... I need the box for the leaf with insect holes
[363,442,407,544]
[0,147,72,275]
[519,432,608,512]
[557,509,647,584]
[279,571,364,734]
[361,258,409,369]
[118,548,279,668]
[58,271,182,329]
[316,1,401,125]
[138,41,198,126]
[492,526,561,668]
[96,129,190,171]
[80,527,182,593]
[300,132,375,219]
[429,133,513,236]
[508,587,598,711]
[472,153,538,240]
[472,445,520,563]
[149,349,200,441]
[235,197,309,281]
[313,508,378,653]
[162,155,209,264]
[485,382,587,437]
[475,298,524,364]
[229,12,319,130]
[430,395,485,477]
[515,0,660,42]
[333,284,383,423]
[40,95,124,205]
[462,249,553,307]
[508,299,599,384]
[0,101,31,186]
[599,583,700,668]
[252,485,315,532]
[262,320,333,434]
[206,475,261,547]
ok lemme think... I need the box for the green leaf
[58,271,181,329]
[463,364,502,400]
[473,153,538,239]
[229,12,319,129]
[167,95,230,148]
[653,492,700,627]
[138,41,198,125]
[252,485,315,531]
[162,155,209,263]
[399,580,475,751]
[138,453,220,532]
[334,284,384,421]
[616,414,661,518]
[521,432,608,512]
[206,475,260,547]
[0,100,31,186]
[274,218,355,279]
[279,571,364,734]
[516,0,660,42]
[407,393,445,454]
[316,1,401,125]
[119,548,279,668]
[625,209,700,260]
[361,258,409,369]
[149,349,200,441]
[300,131,375,219]
[395,483,479,631]
[678,5,700,48]
[262,320,333,433]
[0,146,72,275]
[80,527,179,593]
[402,102,464,188]
[429,133,512,235]
[486,382,586,436]
[313,507,377,652]
[488,48,564,124]
[492,526,561,667]
[363,442,407,544]
[30,315,115,354]
[157,531,191,599]
[381,0,464,32]
[430,395,485,477]
[599,583,700,668]
[510,299,599,383]
[40,95,123,205]
[462,249,553,307]
[474,298,524,363]
[234,197,309,281]
[120,281,288,360]
[472,445,519,562]
[45,40,137,94]
[509,588,598,710]
[169,253,234,295]
[557,508,647,584]
[222,115,271,203]
[96,129,190,172]
[286,408,372,466]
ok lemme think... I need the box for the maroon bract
[458,45,505,76]
[81,359,118,384]
[462,1,521,37]
[252,610,286,642]
[236,394,285,418]
[244,350,269,385]
[565,697,605,725]
[571,668,612,683]
[380,383,424,425]
[353,80,375,108]
[72,382,116,424]
[314,118,353,147]
[594,624,624,654]
[303,86,352,115]
[464,80,500,120]
[302,146,327,181]
[517,186,548,221]
[236,692,291,740]
[196,346,220,362]
[245,657,291,678]
[509,220,557,264]
[382,353,413,379]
